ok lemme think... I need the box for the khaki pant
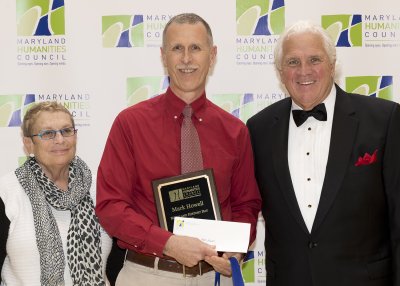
[116,260,234,286]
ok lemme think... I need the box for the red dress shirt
[96,88,261,257]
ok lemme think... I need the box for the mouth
[52,149,69,154]
[178,66,197,74]
[297,80,316,85]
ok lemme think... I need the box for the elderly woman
[0,102,112,285]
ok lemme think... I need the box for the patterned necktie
[292,103,327,127]
[181,105,203,174]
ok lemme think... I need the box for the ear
[330,60,336,77]
[160,47,167,68]
[278,69,285,82]
[23,136,34,155]
[209,45,217,67]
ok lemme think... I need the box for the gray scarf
[15,156,105,286]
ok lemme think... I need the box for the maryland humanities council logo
[16,0,67,66]
[322,14,400,48]
[345,76,393,100]
[0,93,90,127]
[103,14,173,48]
[209,91,285,123]
[126,76,169,106]
[36,92,91,127]
[0,94,35,127]
[236,0,285,65]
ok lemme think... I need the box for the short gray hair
[162,13,214,48]
[21,101,74,137]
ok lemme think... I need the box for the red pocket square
[354,149,378,167]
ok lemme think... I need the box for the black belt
[126,250,214,277]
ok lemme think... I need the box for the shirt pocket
[366,256,392,280]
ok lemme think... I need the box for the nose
[181,49,192,64]
[298,62,312,75]
[53,131,65,143]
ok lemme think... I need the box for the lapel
[271,98,309,234]
[311,84,359,234]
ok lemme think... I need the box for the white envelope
[172,217,250,253]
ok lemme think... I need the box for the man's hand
[204,252,244,276]
[163,235,218,267]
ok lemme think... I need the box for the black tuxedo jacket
[247,84,400,286]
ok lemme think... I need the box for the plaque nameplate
[152,169,221,232]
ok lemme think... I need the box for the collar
[164,87,207,120]
[291,84,336,123]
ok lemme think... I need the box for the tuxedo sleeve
[382,102,400,285]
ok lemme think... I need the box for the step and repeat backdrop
[1,0,399,284]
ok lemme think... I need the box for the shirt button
[306,152,310,156]
[174,115,178,119]
[308,127,311,131]
[308,241,318,248]
[199,118,203,122]
[308,204,312,208]
[307,178,311,181]
[153,252,157,256]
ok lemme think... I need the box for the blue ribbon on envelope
[214,257,244,286]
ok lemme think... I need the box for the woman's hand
[204,252,244,276]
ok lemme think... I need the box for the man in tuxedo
[247,20,400,286]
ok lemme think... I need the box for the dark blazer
[0,198,10,282]
[247,84,400,286]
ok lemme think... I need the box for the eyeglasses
[31,127,77,140]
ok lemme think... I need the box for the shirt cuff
[145,225,172,257]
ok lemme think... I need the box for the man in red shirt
[96,13,261,285]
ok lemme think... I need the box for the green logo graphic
[345,76,393,100]
[321,15,362,47]
[236,0,285,36]
[0,94,35,127]
[17,0,65,36]
[126,76,169,106]
[103,15,144,47]
[18,156,28,167]
[242,251,255,283]
[209,93,244,120]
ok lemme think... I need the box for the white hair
[274,20,337,72]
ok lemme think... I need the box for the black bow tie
[292,103,327,127]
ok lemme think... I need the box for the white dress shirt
[288,85,336,232]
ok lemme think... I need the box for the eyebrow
[37,124,73,130]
